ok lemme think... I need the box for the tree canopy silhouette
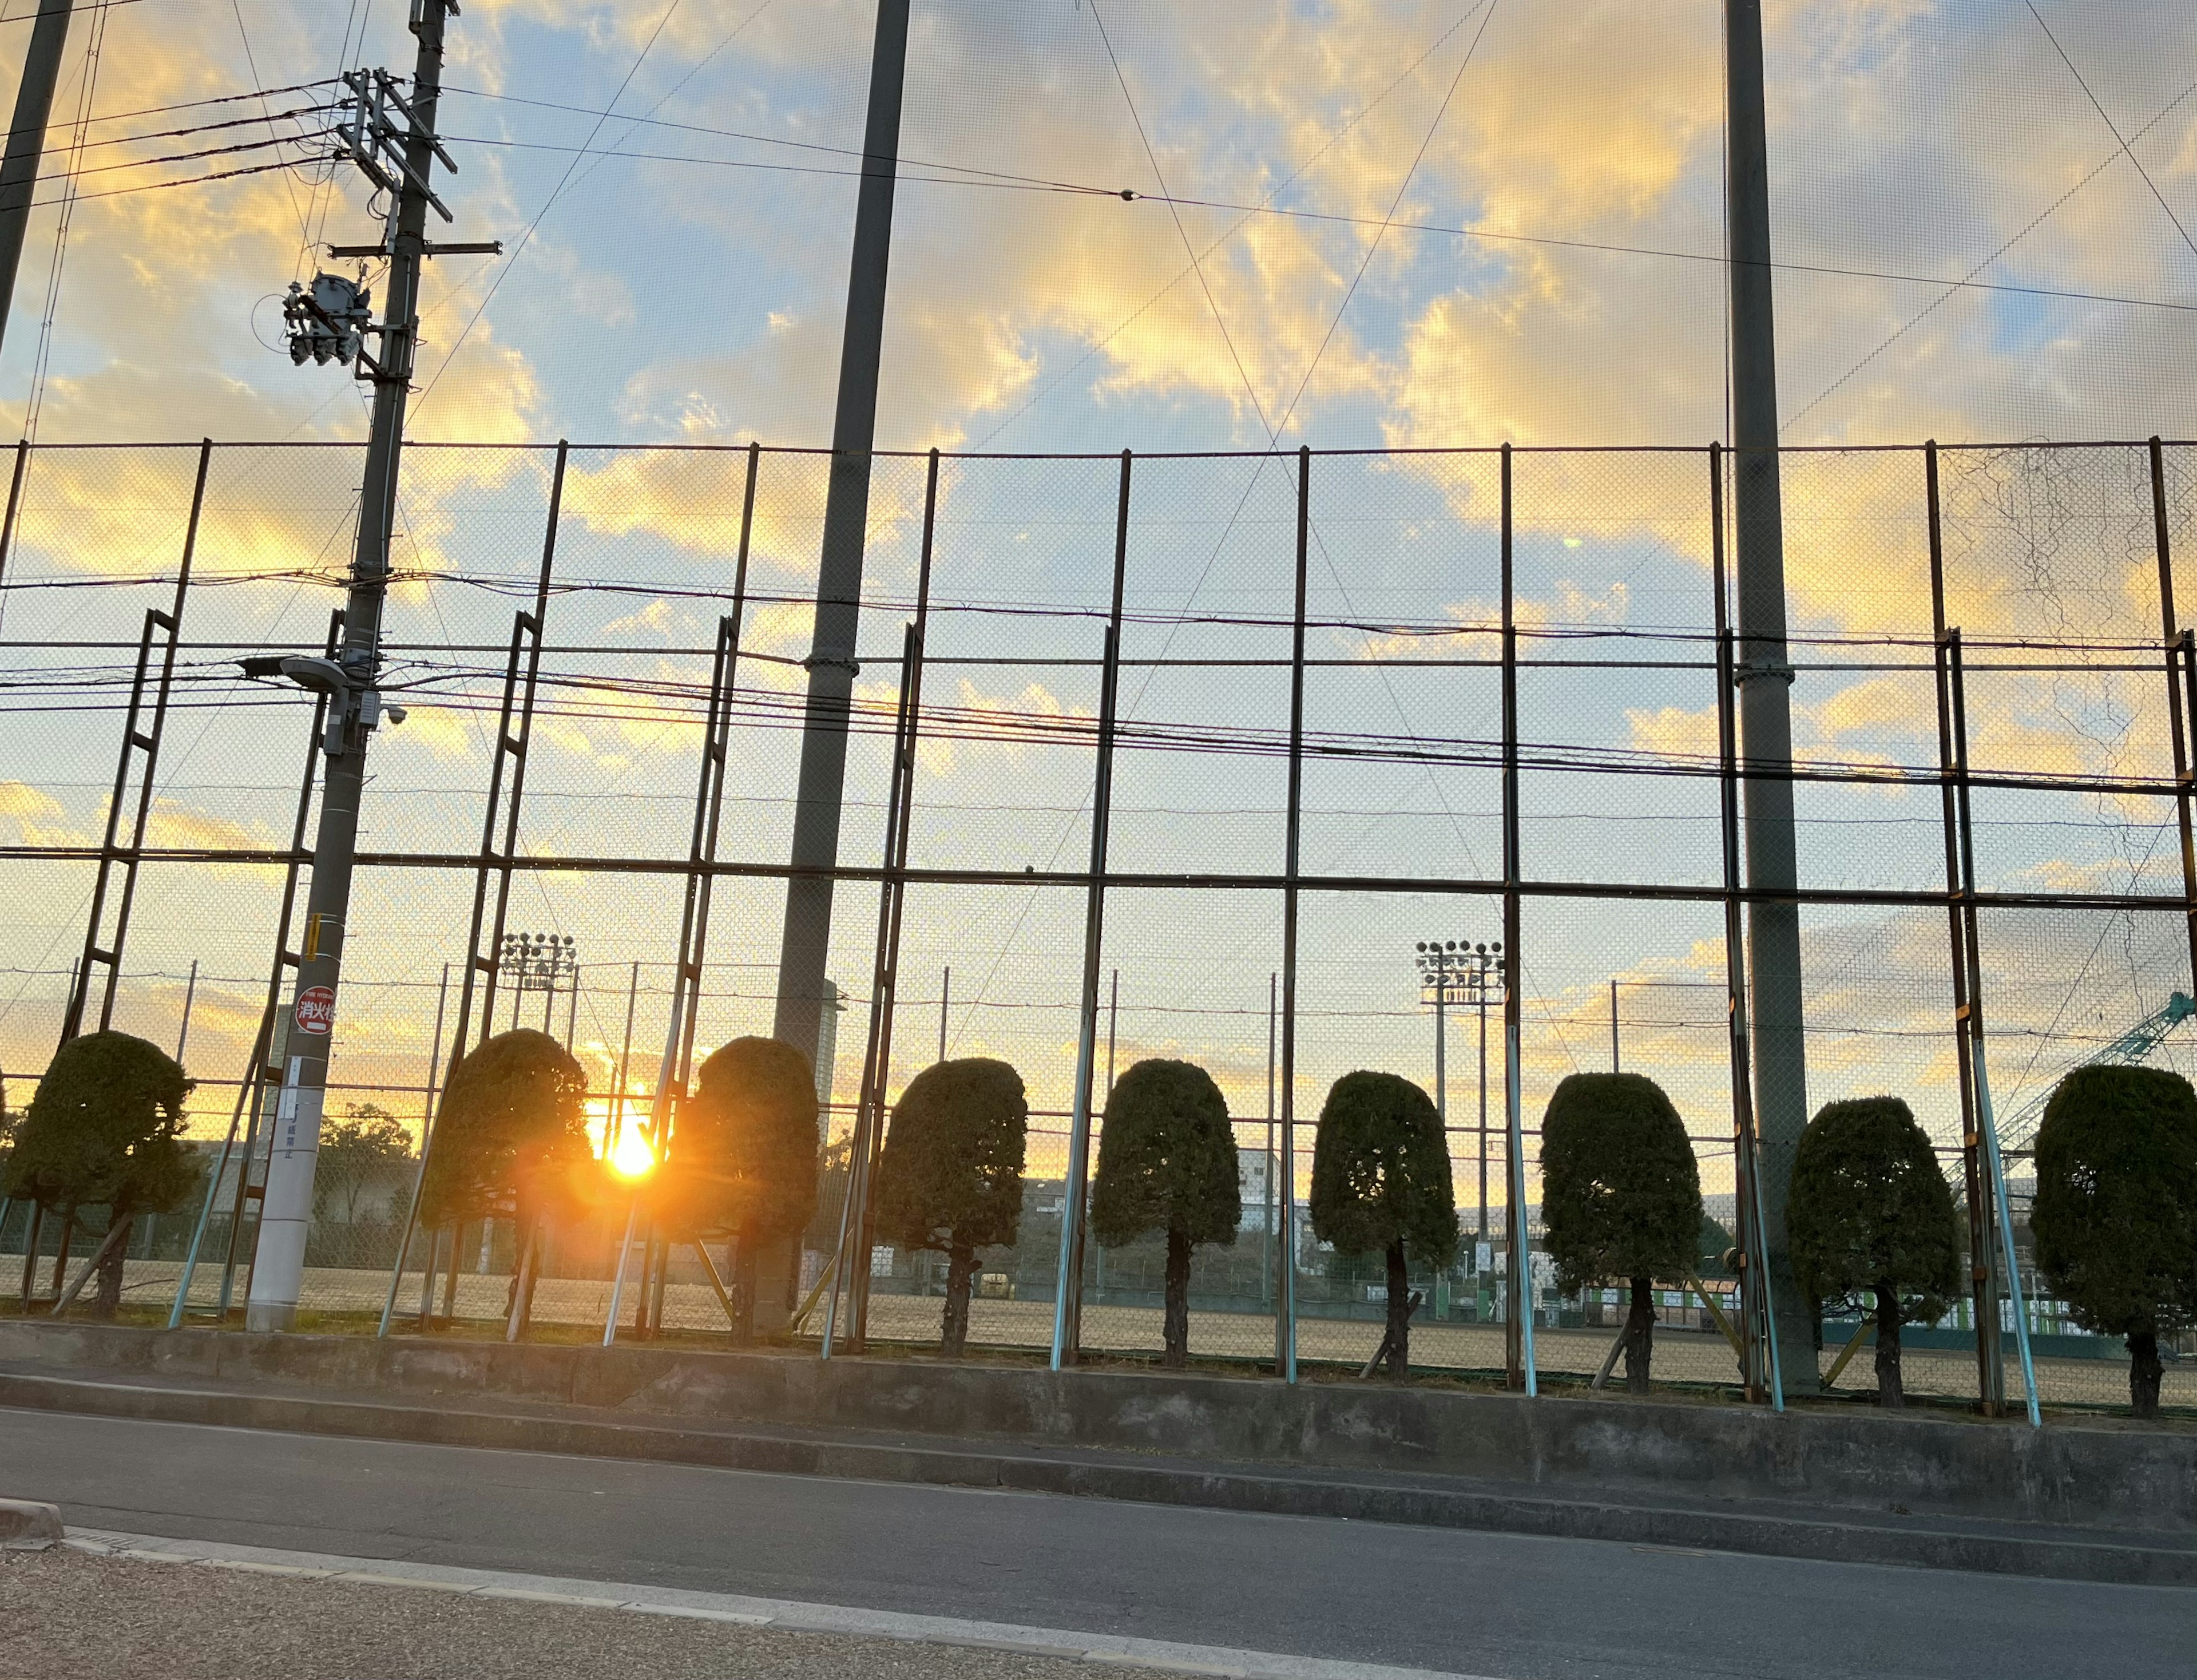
[2032,1064,2197,1419]
[872,1058,1027,1358]
[5,1031,196,1316]
[661,1036,819,1339]
[1787,1095,1960,1408]
[1090,1058,1239,1368]
[1310,1071,1458,1378]
[1538,1072,1703,1394]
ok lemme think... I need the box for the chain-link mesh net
[4,439,2192,1415]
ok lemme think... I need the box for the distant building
[1238,1145,1276,1233]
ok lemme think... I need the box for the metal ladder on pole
[60,442,212,1043]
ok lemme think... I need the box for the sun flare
[608,1124,657,1182]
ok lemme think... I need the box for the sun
[608,1124,657,1182]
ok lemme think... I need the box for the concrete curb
[5,1370,2191,1587]
[60,1527,1479,1680]
[0,1497,61,1550]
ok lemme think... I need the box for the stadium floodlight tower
[1415,941,1502,1244]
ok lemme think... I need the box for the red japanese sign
[295,985,337,1035]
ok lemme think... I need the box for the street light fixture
[1414,940,1504,1247]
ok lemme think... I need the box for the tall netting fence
[3,438,2194,1416]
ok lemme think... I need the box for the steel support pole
[844,454,938,1351]
[606,449,763,1346]
[1051,450,1131,1369]
[1500,442,1536,1396]
[1712,442,1782,1408]
[1276,447,1310,1384]
[771,0,913,1066]
[1263,969,1276,1307]
[0,2,73,366]
[1724,0,1814,1385]
[1476,986,1489,1242]
[1927,447,2004,1411]
[0,438,27,637]
[1433,984,1446,1135]
[1947,630,2041,1427]
[823,622,922,1356]
[2150,438,2197,989]
[385,449,565,1337]
[822,449,939,1357]
[205,608,340,1320]
[248,3,457,1332]
[372,960,449,1337]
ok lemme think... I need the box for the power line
[409,0,687,412]
[2024,0,2197,262]
[1782,72,2197,435]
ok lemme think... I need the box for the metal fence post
[388,443,564,1333]
[1711,442,1782,1408]
[823,449,939,1357]
[1928,446,2005,1415]
[2149,438,2197,989]
[1500,441,1536,1396]
[1276,445,1310,1384]
[605,445,762,1346]
[1946,628,2041,1427]
[822,627,916,1358]
[1052,449,1131,1369]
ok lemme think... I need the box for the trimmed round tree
[872,1058,1028,1357]
[1310,1071,1459,1378]
[1539,1073,1703,1394]
[661,1036,820,1340]
[1089,1058,1240,1368]
[418,1029,593,1332]
[4,1031,196,1317]
[1787,1096,1960,1408]
[2032,1064,2197,1419]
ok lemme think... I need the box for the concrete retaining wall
[1,1321,2188,1534]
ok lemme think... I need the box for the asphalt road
[0,1406,2183,1680]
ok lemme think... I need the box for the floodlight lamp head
[278,656,347,694]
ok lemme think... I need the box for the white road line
[64,1528,1497,1680]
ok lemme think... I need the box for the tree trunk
[505,1219,541,1342]
[50,1202,75,1294]
[18,1202,42,1311]
[728,1228,755,1346]
[440,1223,461,1322]
[1384,1239,1411,1379]
[1873,1282,1904,1409]
[2129,1329,2163,1420]
[94,1210,134,1319]
[1163,1227,1192,1369]
[1624,1275,1656,1394]
[942,1244,975,1358]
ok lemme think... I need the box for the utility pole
[0,1,72,364]
[244,0,494,1334]
[1725,0,1814,1382]
[771,0,913,1065]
